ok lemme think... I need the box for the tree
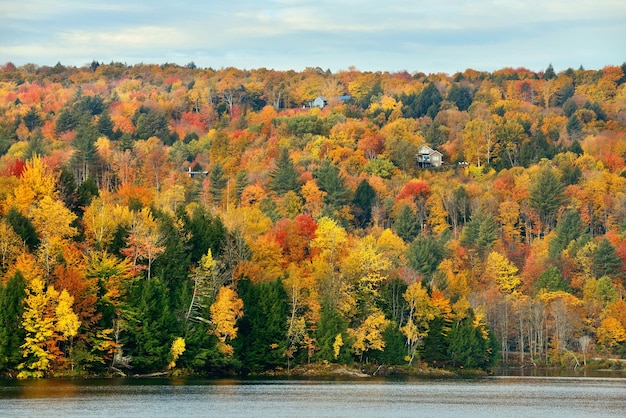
[234,278,288,372]
[352,179,376,228]
[18,277,80,378]
[528,166,566,236]
[407,235,446,284]
[314,159,351,213]
[402,281,437,364]
[269,148,300,195]
[594,238,623,280]
[210,286,244,357]
[447,84,473,111]
[208,161,229,207]
[0,271,26,372]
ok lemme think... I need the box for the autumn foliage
[0,61,625,377]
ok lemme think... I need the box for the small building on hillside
[309,95,352,109]
[416,145,443,168]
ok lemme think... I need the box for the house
[187,166,208,178]
[416,145,443,168]
[309,95,352,109]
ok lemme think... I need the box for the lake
[1,375,626,417]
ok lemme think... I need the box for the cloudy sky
[1,0,625,74]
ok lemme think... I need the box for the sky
[1,0,625,74]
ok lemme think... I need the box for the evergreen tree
[269,148,300,195]
[369,322,406,365]
[416,82,443,118]
[535,266,571,294]
[183,205,226,265]
[234,279,289,373]
[421,317,449,366]
[549,210,584,259]
[0,271,26,372]
[314,159,351,212]
[594,238,623,280]
[124,278,181,373]
[447,316,498,370]
[314,299,352,363]
[407,235,447,283]
[97,110,114,137]
[5,207,40,252]
[543,63,556,80]
[352,179,376,228]
[447,84,473,111]
[208,162,229,206]
[528,166,566,234]
[394,204,420,242]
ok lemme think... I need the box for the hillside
[0,61,625,378]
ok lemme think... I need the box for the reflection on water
[1,376,626,417]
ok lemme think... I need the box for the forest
[0,61,625,378]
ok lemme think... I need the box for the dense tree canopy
[0,61,625,378]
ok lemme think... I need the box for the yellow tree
[484,251,521,362]
[0,219,22,271]
[349,309,390,361]
[18,277,80,378]
[210,286,244,357]
[402,281,437,364]
[83,196,133,250]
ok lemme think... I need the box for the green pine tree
[269,148,300,195]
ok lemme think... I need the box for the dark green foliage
[528,167,566,233]
[72,119,100,182]
[124,278,181,373]
[314,299,352,363]
[400,82,442,118]
[566,114,582,137]
[0,271,26,372]
[77,95,105,116]
[369,322,407,365]
[460,211,498,255]
[96,110,114,137]
[447,84,473,111]
[234,278,289,373]
[314,159,352,212]
[563,99,578,118]
[423,121,449,148]
[407,235,447,282]
[543,64,556,80]
[394,204,420,242]
[152,210,191,303]
[234,170,248,205]
[269,148,300,195]
[594,238,623,280]
[23,108,41,132]
[421,317,449,366]
[535,266,571,294]
[447,316,498,370]
[352,179,376,228]
[208,161,228,206]
[183,205,226,265]
[277,114,334,137]
[57,167,80,213]
[56,110,78,134]
[135,108,170,141]
[6,207,40,252]
[549,210,584,259]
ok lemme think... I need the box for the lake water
[1,375,626,417]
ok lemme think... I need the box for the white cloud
[1,0,624,72]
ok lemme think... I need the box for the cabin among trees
[309,95,352,109]
[416,145,443,168]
